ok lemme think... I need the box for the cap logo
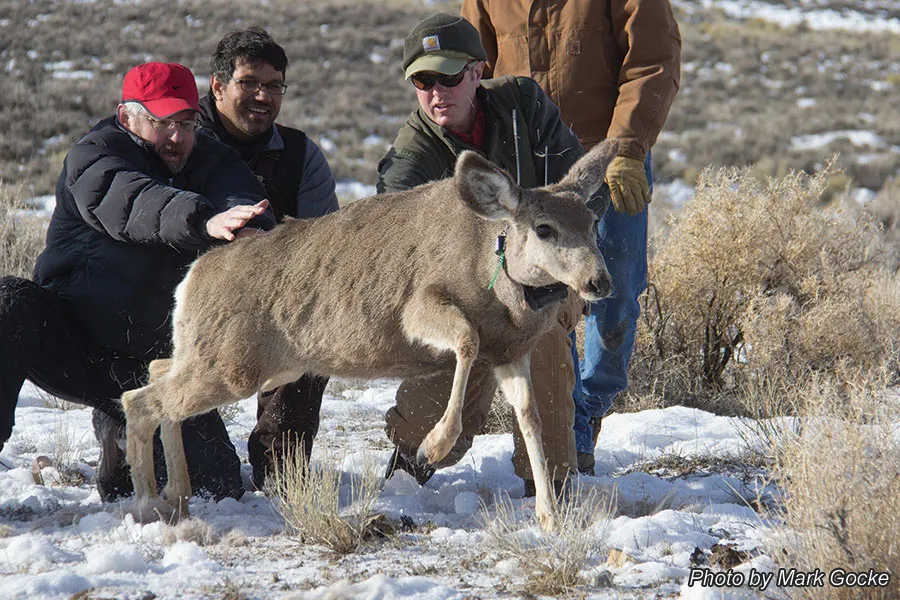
[422,35,441,53]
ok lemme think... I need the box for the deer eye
[535,224,555,239]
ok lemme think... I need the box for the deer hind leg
[495,357,557,531]
[121,383,173,522]
[147,358,172,382]
[402,287,479,467]
[159,419,189,518]
[123,366,244,522]
[155,367,246,518]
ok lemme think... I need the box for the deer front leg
[494,357,557,531]
[402,287,479,467]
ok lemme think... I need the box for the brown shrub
[631,164,900,415]
[269,441,381,555]
[0,184,48,278]
[767,379,900,600]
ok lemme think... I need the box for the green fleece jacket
[377,76,584,193]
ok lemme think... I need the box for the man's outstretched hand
[206,199,270,241]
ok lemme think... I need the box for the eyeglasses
[231,78,288,95]
[141,115,199,132]
[410,62,476,91]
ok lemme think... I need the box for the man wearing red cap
[0,62,275,503]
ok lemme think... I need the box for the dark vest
[198,96,308,222]
[251,124,307,221]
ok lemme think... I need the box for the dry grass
[269,442,382,555]
[866,178,900,272]
[36,389,82,412]
[22,417,90,487]
[483,484,615,595]
[630,163,900,416]
[480,389,515,435]
[766,379,900,599]
[0,184,48,279]
[162,518,219,547]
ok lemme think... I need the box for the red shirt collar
[447,102,485,151]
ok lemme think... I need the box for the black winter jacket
[34,116,273,359]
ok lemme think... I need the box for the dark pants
[0,276,242,500]
[248,373,328,490]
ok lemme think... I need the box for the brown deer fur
[121,139,618,530]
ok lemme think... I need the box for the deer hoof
[130,497,179,524]
[162,494,191,522]
[418,426,458,465]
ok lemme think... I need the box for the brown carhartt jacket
[461,0,681,157]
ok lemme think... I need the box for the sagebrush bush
[631,164,900,415]
[270,442,381,555]
[767,378,900,600]
[0,184,48,279]
[483,484,615,595]
[867,179,900,272]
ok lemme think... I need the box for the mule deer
[121,139,618,530]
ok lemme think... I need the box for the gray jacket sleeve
[295,138,340,218]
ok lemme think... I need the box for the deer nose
[586,272,612,299]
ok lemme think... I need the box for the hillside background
[2,0,899,204]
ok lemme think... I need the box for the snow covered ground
[0,380,783,600]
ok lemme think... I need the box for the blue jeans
[572,153,651,454]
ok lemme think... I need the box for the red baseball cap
[121,62,200,118]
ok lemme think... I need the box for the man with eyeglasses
[0,62,275,504]
[197,28,339,490]
[379,14,587,498]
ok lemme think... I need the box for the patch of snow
[682,0,900,33]
[335,181,376,202]
[52,71,94,80]
[790,130,886,152]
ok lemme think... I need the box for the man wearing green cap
[461,0,682,476]
[379,13,589,497]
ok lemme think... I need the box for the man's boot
[249,374,327,491]
[576,415,604,476]
[384,446,436,486]
[523,477,570,500]
[92,409,133,502]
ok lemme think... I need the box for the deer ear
[555,138,620,199]
[454,150,520,220]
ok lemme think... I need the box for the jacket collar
[198,94,281,158]
[109,116,182,178]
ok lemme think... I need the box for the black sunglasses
[410,61,476,91]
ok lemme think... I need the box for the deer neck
[491,229,569,312]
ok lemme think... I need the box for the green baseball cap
[402,14,487,79]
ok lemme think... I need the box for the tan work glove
[605,156,651,216]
